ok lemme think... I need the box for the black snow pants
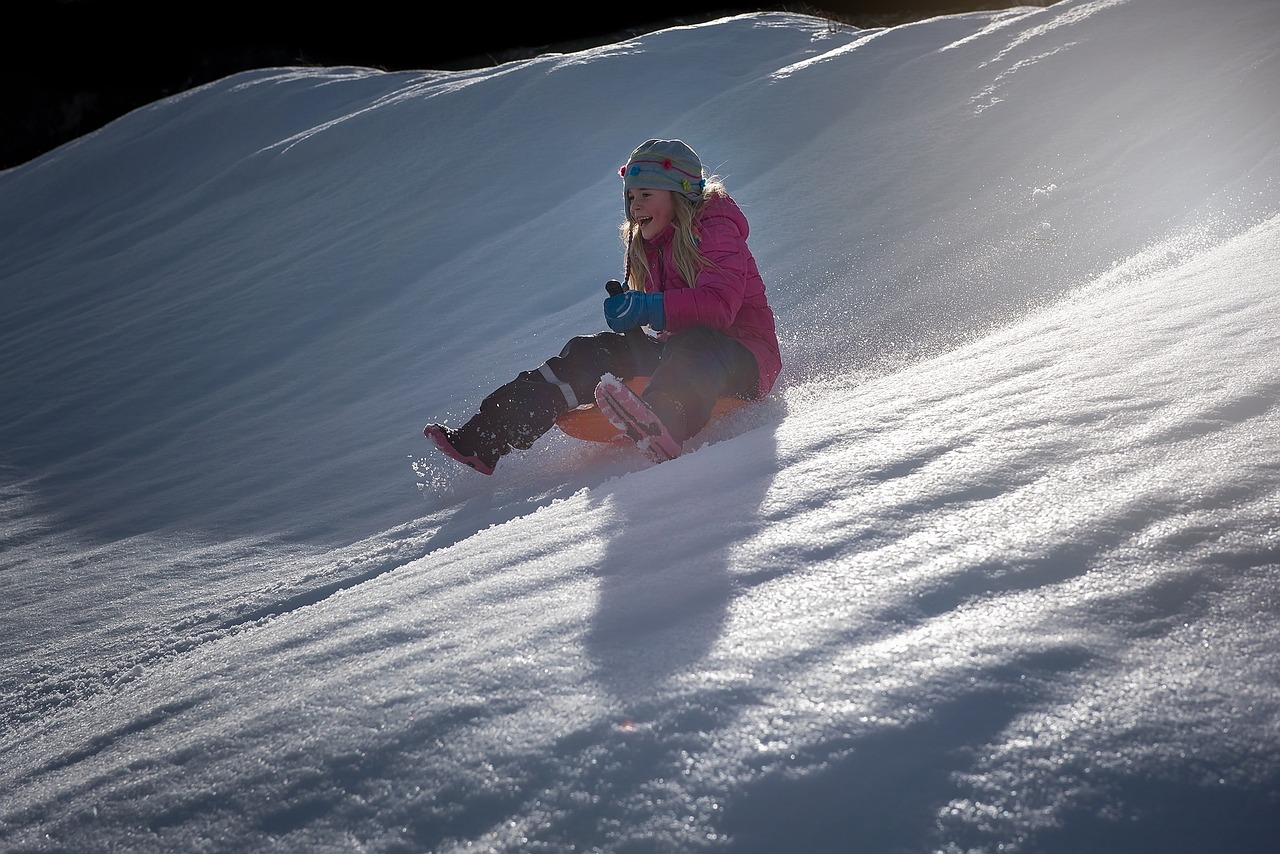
[459,326,759,462]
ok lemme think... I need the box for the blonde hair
[620,178,727,292]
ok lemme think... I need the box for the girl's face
[628,188,675,240]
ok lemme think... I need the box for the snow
[2,0,1279,850]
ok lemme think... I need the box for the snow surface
[2,0,1279,850]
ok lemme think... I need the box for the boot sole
[593,375,682,464]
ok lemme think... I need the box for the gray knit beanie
[619,139,706,200]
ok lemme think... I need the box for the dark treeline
[2,1,1044,171]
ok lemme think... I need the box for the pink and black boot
[425,371,570,475]
[423,423,502,475]
[593,373,684,464]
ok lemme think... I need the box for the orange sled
[555,376,748,443]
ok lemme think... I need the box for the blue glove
[604,289,665,332]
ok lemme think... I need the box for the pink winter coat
[642,194,782,398]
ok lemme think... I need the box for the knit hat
[619,138,706,200]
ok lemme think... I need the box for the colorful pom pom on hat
[620,138,706,200]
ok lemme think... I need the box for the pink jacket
[643,194,782,397]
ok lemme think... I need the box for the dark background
[3,1,1047,171]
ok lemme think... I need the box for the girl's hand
[604,290,665,332]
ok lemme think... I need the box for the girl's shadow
[583,397,784,704]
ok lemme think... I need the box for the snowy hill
[2,0,1278,850]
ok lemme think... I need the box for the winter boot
[423,423,502,475]
[425,372,569,475]
[593,373,683,464]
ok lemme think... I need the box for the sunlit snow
[2,0,1278,851]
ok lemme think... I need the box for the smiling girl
[425,138,780,474]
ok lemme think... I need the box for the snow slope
[2,0,1278,850]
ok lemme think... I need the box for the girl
[425,138,780,474]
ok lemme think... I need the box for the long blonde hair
[620,178,726,292]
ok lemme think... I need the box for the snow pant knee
[542,331,662,408]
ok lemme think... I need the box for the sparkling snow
[2,0,1278,851]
